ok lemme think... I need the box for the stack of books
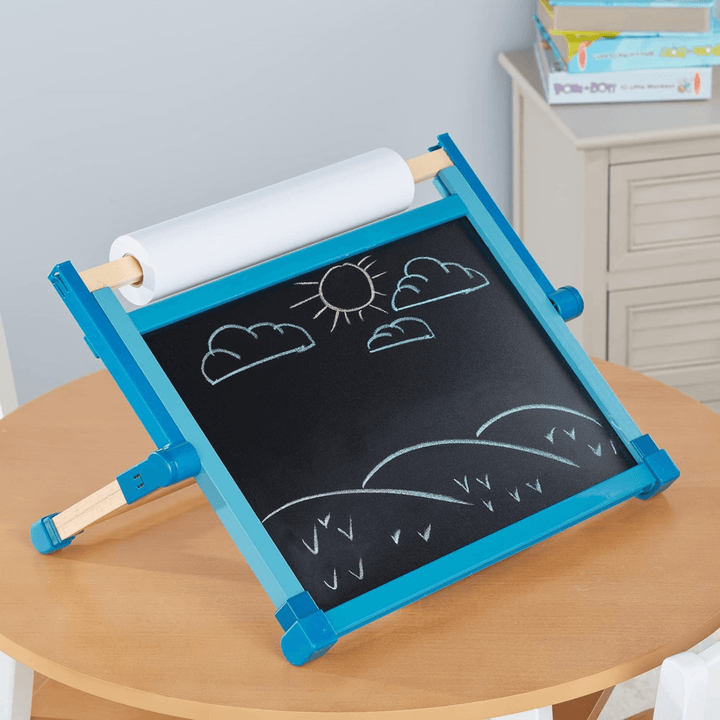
[533,0,719,104]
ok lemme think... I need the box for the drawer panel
[634,318,720,349]
[609,281,720,414]
[609,280,720,371]
[633,305,720,333]
[632,338,719,369]
[609,154,720,273]
[632,215,720,248]
[634,196,720,227]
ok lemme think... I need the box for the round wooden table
[1,362,719,720]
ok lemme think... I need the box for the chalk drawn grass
[349,558,364,580]
[302,524,319,555]
[337,517,354,541]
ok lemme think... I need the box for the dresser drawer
[608,280,720,411]
[609,154,720,273]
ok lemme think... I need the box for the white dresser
[499,50,720,413]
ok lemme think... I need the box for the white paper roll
[110,148,415,305]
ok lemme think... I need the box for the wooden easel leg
[61,477,197,538]
[0,651,33,720]
[53,480,127,540]
[30,478,196,553]
[31,443,200,554]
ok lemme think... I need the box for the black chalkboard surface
[143,217,635,611]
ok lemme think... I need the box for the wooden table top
[1,362,719,719]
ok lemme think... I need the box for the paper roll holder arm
[79,149,457,293]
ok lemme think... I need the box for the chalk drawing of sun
[291,256,388,332]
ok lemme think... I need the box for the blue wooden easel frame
[32,134,679,665]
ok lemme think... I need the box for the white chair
[0,310,31,720]
[652,640,720,720]
[0,311,18,417]
[490,710,553,720]
[0,653,32,720]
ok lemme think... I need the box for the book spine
[537,13,720,73]
[543,66,711,104]
[565,31,720,72]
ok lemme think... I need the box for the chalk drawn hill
[475,404,630,466]
[261,404,634,610]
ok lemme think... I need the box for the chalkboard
[143,217,635,612]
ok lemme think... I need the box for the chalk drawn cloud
[391,256,489,311]
[367,317,434,354]
[201,322,315,385]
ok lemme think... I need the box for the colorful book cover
[533,25,711,104]
[534,13,720,73]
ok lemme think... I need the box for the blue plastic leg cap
[30,513,75,554]
[280,612,338,666]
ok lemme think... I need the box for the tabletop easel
[31,132,675,666]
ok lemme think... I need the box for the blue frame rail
[31,134,679,665]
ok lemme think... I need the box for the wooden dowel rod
[53,480,127,540]
[53,477,198,540]
[82,478,197,531]
[406,148,453,184]
[80,255,143,293]
[77,149,454,293]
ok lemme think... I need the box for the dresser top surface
[499,49,720,149]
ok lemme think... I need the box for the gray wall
[1,1,537,405]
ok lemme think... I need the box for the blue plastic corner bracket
[632,434,680,499]
[117,441,200,504]
[276,592,338,665]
